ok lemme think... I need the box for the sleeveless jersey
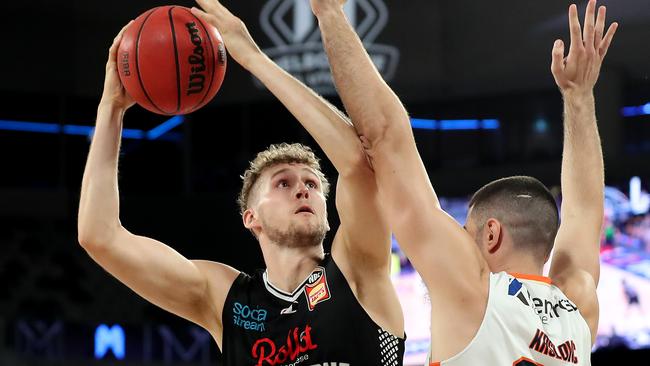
[429,272,592,366]
[222,254,405,366]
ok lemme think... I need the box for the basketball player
[311,0,616,364]
[78,5,404,365]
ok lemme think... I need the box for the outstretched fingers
[594,5,606,45]
[567,4,583,58]
[582,0,597,52]
[599,22,618,59]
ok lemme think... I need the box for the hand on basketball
[101,22,136,110]
[310,0,347,17]
[192,0,262,69]
[551,0,618,98]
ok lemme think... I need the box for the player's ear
[485,218,502,254]
[243,208,260,231]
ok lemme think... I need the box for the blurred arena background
[1,0,649,365]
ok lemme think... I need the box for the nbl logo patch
[258,0,400,93]
[304,267,331,311]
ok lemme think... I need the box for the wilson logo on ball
[186,22,206,96]
[117,6,227,115]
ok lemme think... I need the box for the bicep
[84,227,238,332]
[550,211,603,286]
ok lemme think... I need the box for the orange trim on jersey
[509,272,552,284]
[512,356,543,366]
[429,363,441,366]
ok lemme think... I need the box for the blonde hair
[238,143,330,215]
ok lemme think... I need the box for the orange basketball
[117,6,227,115]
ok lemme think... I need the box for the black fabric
[221,254,404,366]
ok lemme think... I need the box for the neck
[259,237,325,293]
[493,252,544,277]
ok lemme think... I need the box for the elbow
[337,148,374,179]
[361,114,413,156]
[77,221,121,252]
[77,232,98,251]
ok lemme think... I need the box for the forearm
[561,92,605,219]
[246,53,365,175]
[316,8,411,148]
[78,102,126,246]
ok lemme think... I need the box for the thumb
[550,39,566,86]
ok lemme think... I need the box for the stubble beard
[263,217,327,248]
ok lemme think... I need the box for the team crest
[304,267,331,311]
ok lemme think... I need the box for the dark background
[1,0,649,364]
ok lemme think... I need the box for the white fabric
[429,271,592,366]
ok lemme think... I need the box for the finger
[599,22,618,59]
[195,0,227,18]
[191,6,219,26]
[567,4,583,56]
[594,6,606,44]
[583,0,596,51]
[108,21,133,65]
[551,40,566,83]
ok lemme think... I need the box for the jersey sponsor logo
[233,302,268,332]
[304,268,331,311]
[508,278,579,324]
[531,297,578,324]
[251,324,318,366]
[528,329,578,364]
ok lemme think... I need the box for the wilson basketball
[117,6,227,115]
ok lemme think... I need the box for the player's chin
[293,219,323,235]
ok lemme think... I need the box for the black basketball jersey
[221,254,404,366]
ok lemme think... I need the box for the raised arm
[77,24,238,347]
[192,0,402,335]
[548,0,617,339]
[192,0,392,272]
[310,1,487,306]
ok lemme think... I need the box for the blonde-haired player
[78,1,405,364]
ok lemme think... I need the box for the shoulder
[192,260,242,285]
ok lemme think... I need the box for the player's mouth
[295,205,314,215]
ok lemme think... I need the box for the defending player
[310,0,616,364]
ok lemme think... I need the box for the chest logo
[304,268,331,311]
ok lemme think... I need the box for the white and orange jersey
[429,272,593,366]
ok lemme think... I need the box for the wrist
[97,99,129,119]
[563,92,595,117]
[98,98,128,113]
[562,89,595,105]
[562,90,595,113]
